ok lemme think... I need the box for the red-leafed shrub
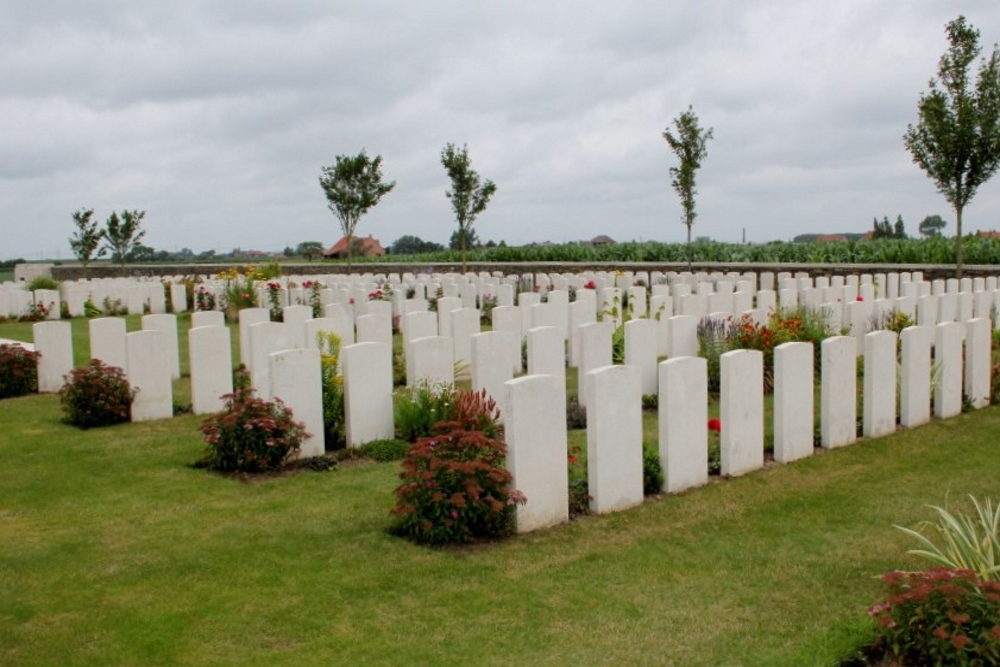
[867,568,1000,665]
[390,389,524,545]
[59,360,135,428]
[199,388,309,473]
[0,343,40,399]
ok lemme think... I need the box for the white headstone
[189,325,233,415]
[126,330,173,422]
[505,374,569,533]
[342,342,394,447]
[773,341,814,463]
[33,321,73,392]
[586,364,643,514]
[863,330,897,438]
[821,336,857,448]
[658,357,708,493]
[142,314,181,379]
[965,317,991,409]
[89,317,128,371]
[720,349,764,476]
[269,347,325,459]
[933,321,963,418]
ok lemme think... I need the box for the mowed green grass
[3,371,1000,665]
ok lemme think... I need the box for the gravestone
[189,325,233,415]
[720,349,764,476]
[126,330,173,421]
[624,318,657,395]
[89,317,128,371]
[505,374,569,533]
[33,321,73,392]
[407,336,454,387]
[863,330,897,438]
[773,341,814,463]
[269,348,324,459]
[586,364,643,514]
[899,326,932,428]
[342,342,394,447]
[821,336,857,448]
[934,321,963,419]
[658,357,708,493]
[965,318,991,409]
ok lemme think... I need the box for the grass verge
[2,388,999,665]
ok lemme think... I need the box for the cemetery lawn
[3,393,1000,666]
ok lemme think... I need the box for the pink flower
[450,511,458,519]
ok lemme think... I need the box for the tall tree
[295,241,325,261]
[68,208,106,277]
[441,143,496,272]
[918,214,948,237]
[904,15,1000,276]
[663,106,713,268]
[893,214,907,239]
[104,210,146,275]
[318,151,395,268]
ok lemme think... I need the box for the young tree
[893,214,907,239]
[104,210,147,274]
[318,151,395,268]
[918,214,948,237]
[68,208,106,277]
[904,15,1000,276]
[295,241,325,261]
[441,143,496,272]
[663,106,713,268]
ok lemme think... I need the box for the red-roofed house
[977,230,1000,239]
[324,235,386,259]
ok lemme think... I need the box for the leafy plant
[198,388,309,473]
[27,276,59,291]
[0,344,40,399]
[317,332,345,450]
[394,381,457,442]
[390,389,521,545]
[896,496,1000,581]
[643,444,664,495]
[867,568,1000,665]
[358,438,411,462]
[565,396,587,430]
[59,360,135,429]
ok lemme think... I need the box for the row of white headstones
[13,268,997,534]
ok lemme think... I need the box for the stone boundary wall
[39,261,1000,282]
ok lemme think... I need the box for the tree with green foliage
[449,227,480,253]
[663,106,713,268]
[441,143,496,272]
[68,208,106,277]
[871,215,907,239]
[296,241,325,261]
[390,235,444,255]
[319,151,395,268]
[918,214,948,237]
[103,210,146,274]
[904,15,1000,276]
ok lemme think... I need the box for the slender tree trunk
[460,226,467,274]
[955,204,964,279]
[685,221,692,270]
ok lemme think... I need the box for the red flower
[302,280,313,289]
[856,295,864,301]
[567,455,578,464]
[584,280,596,289]
[707,418,722,432]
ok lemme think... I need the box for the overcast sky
[3,1,1000,261]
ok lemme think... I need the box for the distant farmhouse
[324,235,386,259]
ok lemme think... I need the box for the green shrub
[0,344,40,399]
[59,360,135,428]
[198,388,309,473]
[867,568,1000,665]
[316,332,345,449]
[359,438,411,462]
[27,276,59,291]
[390,389,522,545]
[565,397,587,430]
[643,444,663,495]
[394,381,457,442]
[896,496,1000,581]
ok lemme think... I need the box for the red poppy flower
[707,418,722,432]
